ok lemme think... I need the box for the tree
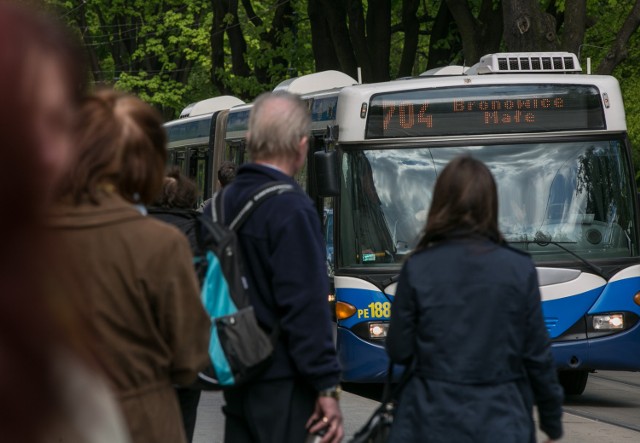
[308,0,452,82]
[596,0,640,74]
[210,0,310,99]
[445,0,502,65]
[46,0,640,139]
[425,1,463,71]
[501,0,558,52]
[398,0,420,77]
[47,0,213,119]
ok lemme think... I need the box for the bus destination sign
[365,84,605,139]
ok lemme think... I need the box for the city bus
[220,70,356,220]
[163,95,244,205]
[324,52,640,394]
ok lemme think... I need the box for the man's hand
[306,396,343,443]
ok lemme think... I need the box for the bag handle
[380,361,413,405]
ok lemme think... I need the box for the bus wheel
[558,370,588,395]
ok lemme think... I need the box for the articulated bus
[325,52,640,394]
[162,71,354,209]
[220,71,357,220]
[164,95,244,205]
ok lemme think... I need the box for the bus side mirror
[314,150,340,197]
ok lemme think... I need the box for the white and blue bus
[321,52,640,394]
[164,95,244,204]
[221,71,356,218]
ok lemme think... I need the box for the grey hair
[247,92,310,162]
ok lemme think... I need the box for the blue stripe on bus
[541,286,603,338]
[588,276,640,316]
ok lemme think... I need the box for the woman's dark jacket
[386,237,563,443]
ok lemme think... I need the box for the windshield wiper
[509,231,606,279]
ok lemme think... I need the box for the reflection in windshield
[339,140,637,267]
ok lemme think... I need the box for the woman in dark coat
[150,167,202,443]
[386,156,563,443]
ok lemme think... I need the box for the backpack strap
[230,181,296,231]
[212,181,297,230]
[212,181,296,342]
[210,188,225,224]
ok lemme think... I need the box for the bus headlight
[369,322,389,339]
[592,313,624,330]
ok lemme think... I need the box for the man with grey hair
[204,92,343,443]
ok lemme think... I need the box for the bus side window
[225,142,247,165]
[167,150,177,167]
[187,148,210,205]
[176,150,186,174]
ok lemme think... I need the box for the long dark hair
[416,155,505,250]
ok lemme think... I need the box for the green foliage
[213,0,315,97]
[579,0,640,179]
[45,0,640,170]
[46,0,212,118]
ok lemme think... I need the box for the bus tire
[558,370,589,395]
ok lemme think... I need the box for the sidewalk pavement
[541,412,639,442]
[194,391,639,442]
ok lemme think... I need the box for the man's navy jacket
[203,163,340,391]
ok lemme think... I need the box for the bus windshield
[339,139,638,267]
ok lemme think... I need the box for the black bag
[349,364,412,443]
[194,181,295,389]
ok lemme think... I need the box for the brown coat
[49,192,210,443]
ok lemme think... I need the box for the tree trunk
[446,0,481,64]
[502,0,559,52]
[597,1,640,74]
[307,0,341,72]
[76,3,103,83]
[225,0,251,79]
[397,0,420,78]
[367,0,391,81]
[346,0,373,82]
[241,0,263,28]
[427,0,461,70]
[562,0,586,55]
[476,0,503,57]
[264,1,295,82]
[319,0,359,78]
[211,0,230,94]
[211,0,251,96]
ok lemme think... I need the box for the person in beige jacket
[50,90,211,443]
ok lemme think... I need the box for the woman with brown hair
[51,90,211,443]
[385,155,564,443]
[0,3,130,442]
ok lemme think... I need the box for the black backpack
[189,181,295,389]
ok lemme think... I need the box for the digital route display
[365,84,605,139]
